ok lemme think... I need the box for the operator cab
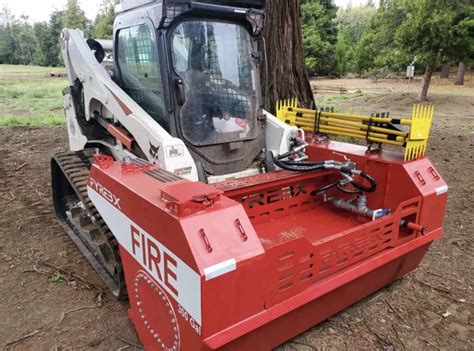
[113,0,267,176]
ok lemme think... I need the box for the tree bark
[454,61,466,85]
[440,63,450,78]
[262,0,315,113]
[418,63,434,102]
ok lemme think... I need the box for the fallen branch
[411,275,451,294]
[426,271,444,279]
[3,329,41,349]
[112,332,144,350]
[287,341,317,351]
[411,277,472,305]
[420,337,440,350]
[5,190,16,204]
[54,305,98,329]
[15,163,27,171]
[38,261,103,293]
[391,324,406,351]
[385,299,411,327]
[369,327,392,348]
[327,322,350,336]
[362,316,393,349]
[35,188,47,197]
[22,265,55,279]
[412,277,450,294]
[102,319,143,349]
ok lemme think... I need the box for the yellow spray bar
[320,125,405,146]
[280,107,413,126]
[323,111,411,126]
[276,98,434,162]
[284,112,408,138]
[291,121,406,145]
[318,127,405,147]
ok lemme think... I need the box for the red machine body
[87,141,447,350]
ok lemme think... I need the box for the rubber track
[52,150,127,299]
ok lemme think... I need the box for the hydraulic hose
[310,181,342,196]
[273,150,378,193]
[276,144,308,160]
[340,168,377,193]
[272,158,326,172]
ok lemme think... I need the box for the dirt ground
[0,77,473,350]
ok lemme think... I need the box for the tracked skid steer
[51,1,447,349]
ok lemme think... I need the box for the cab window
[117,24,168,130]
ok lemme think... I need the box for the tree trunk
[418,63,434,102]
[440,63,450,78]
[262,0,315,113]
[454,61,466,85]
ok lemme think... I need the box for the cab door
[115,21,170,131]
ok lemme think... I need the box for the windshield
[171,21,261,146]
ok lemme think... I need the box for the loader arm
[61,29,198,180]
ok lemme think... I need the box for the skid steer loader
[51,1,447,349]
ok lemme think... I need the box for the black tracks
[51,149,127,299]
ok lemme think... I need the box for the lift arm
[60,29,199,179]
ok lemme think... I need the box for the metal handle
[175,78,186,105]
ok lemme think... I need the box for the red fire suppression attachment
[87,140,447,350]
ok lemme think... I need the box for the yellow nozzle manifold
[276,98,434,162]
[404,104,434,161]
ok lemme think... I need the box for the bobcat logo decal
[149,142,160,160]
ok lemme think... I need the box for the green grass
[0,64,65,74]
[49,271,65,283]
[0,115,65,126]
[15,218,26,231]
[316,92,367,106]
[0,64,67,126]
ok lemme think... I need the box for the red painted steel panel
[87,139,447,350]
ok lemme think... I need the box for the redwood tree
[262,0,315,113]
